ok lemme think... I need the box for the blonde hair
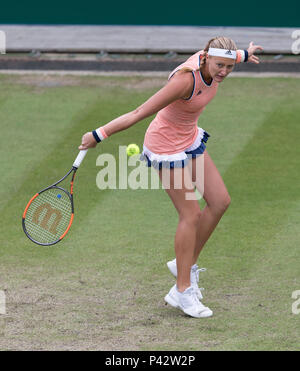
[200,36,237,68]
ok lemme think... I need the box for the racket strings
[24,188,72,244]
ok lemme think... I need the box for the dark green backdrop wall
[0,0,299,27]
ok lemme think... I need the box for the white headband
[208,48,236,59]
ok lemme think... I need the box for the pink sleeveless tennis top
[143,51,219,155]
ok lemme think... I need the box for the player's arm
[103,71,193,135]
[79,71,194,150]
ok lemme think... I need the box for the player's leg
[160,166,213,317]
[191,150,231,262]
[159,166,201,292]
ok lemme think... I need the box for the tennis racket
[22,150,88,246]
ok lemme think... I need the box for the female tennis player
[79,37,263,318]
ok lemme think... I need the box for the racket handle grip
[73,150,88,168]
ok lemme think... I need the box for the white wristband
[95,128,105,141]
[240,50,245,62]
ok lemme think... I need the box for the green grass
[0,73,299,350]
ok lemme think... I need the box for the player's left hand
[79,132,97,150]
[247,41,263,64]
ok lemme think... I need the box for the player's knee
[211,193,231,215]
[224,193,231,209]
[218,193,231,214]
[180,208,202,226]
[190,210,202,225]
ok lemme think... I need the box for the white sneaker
[164,285,213,318]
[166,259,205,300]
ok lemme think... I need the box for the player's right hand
[79,132,97,150]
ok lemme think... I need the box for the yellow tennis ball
[126,143,140,156]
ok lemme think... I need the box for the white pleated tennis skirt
[140,127,210,169]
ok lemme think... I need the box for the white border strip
[0,70,299,78]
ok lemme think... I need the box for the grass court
[0,73,299,350]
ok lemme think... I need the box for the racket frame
[22,166,77,246]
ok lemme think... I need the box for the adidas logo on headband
[225,50,233,55]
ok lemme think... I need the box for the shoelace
[193,267,206,293]
[185,288,200,307]
[187,288,208,311]
[194,267,206,282]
